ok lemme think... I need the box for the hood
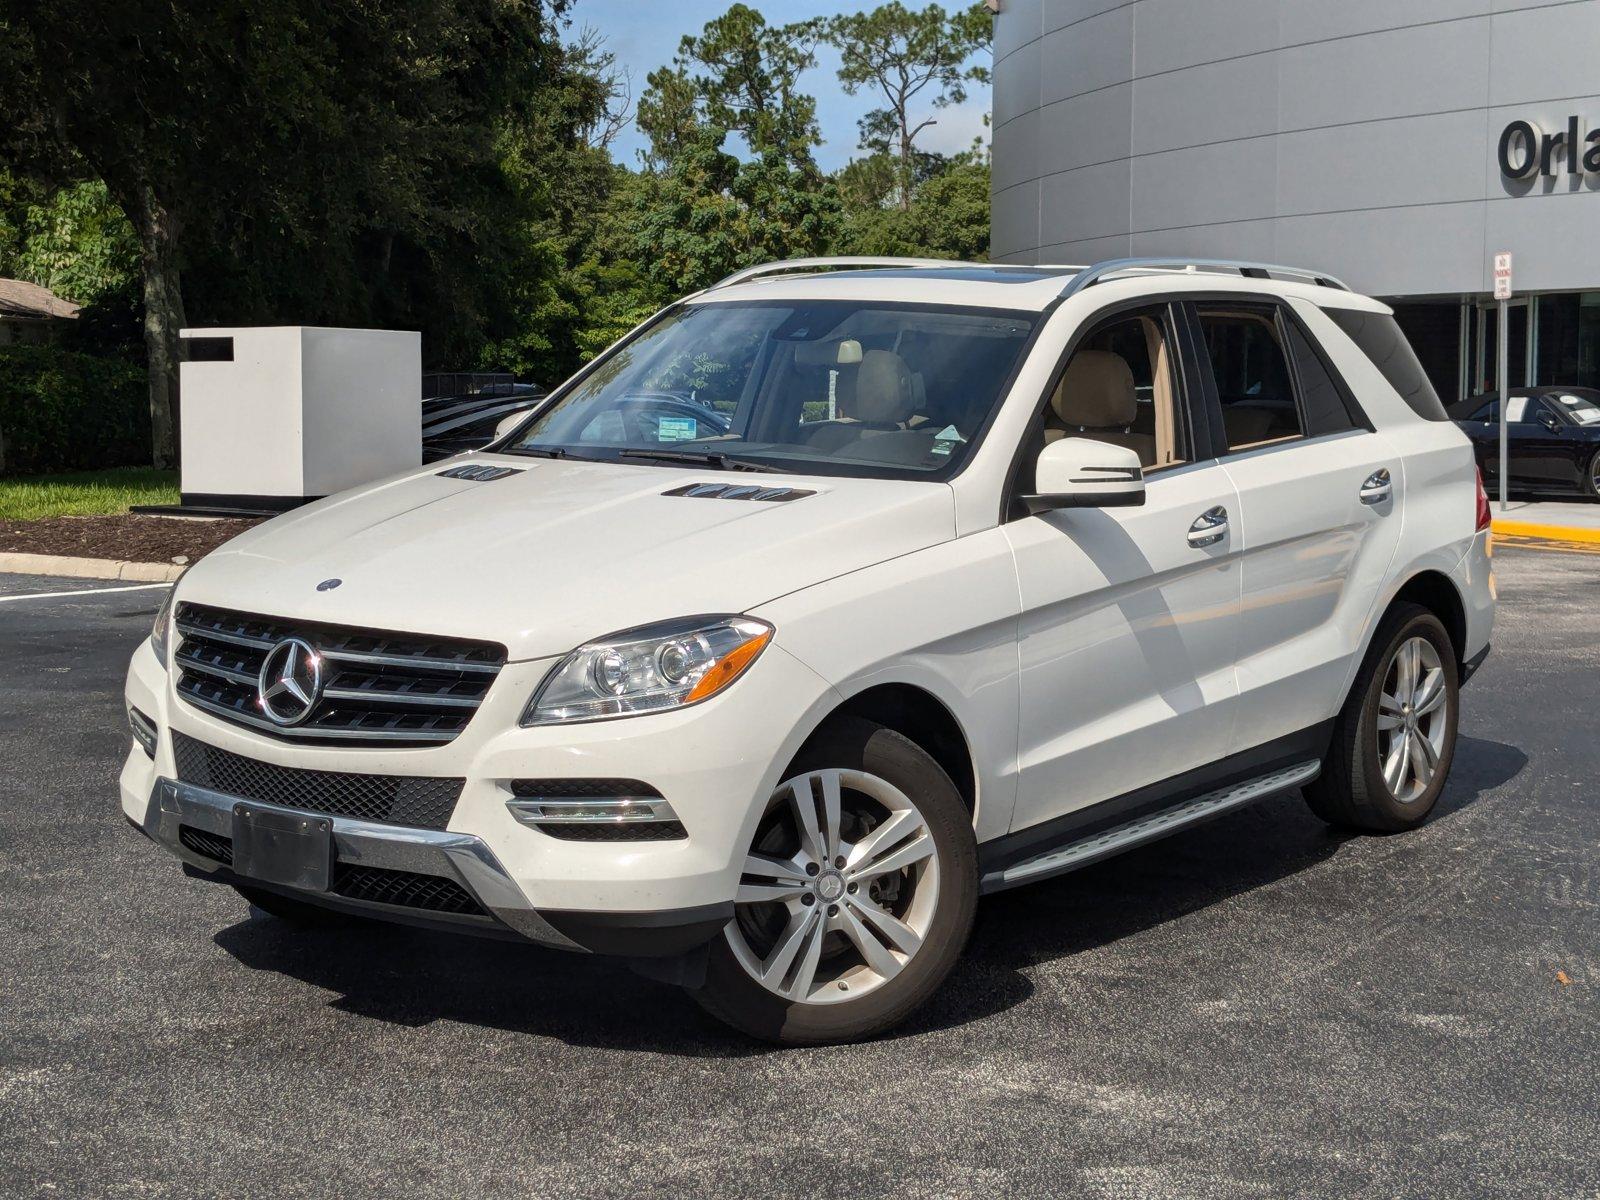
[181,457,955,660]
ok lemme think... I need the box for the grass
[0,467,179,520]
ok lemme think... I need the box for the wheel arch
[1390,568,1468,666]
[798,682,978,823]
[1335,562,1473,723]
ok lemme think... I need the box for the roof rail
[1059,257,1351,299]
[710,256,962,290]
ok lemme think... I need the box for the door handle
[1187,506,1229,547]
[1359,468,1393,505]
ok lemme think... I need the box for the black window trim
[1180,293,1373,463]
[1000,294,1203,523]
[1280,305,1375,435]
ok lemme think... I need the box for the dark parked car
[1449,386,1600,498]
[422,385,545,462]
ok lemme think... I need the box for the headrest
[792,338,864,369]
[1052,350,1136,428]
[852,350,916,424]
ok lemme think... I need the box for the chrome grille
[173,602,506,746]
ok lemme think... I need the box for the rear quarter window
[1325,309,1449,421]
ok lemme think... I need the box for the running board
[986,760,1321,892]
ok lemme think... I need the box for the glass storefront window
[1536,293,1600,390]
[1391,303,1462,404]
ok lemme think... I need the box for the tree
[837,158,991,261]
[627,130,841,298]
[14,181,138,310]
[823,3,990,209]
[0,1,570,467]
[638,5,823,167]
[486,29,651,383]
[623,5,840,303]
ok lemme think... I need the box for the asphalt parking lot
[1,549,1596,1199]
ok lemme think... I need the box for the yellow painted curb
[1490,520,1600,545]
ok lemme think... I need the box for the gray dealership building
[990,0,1600,402]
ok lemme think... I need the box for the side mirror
[494,411,527,442]
[1022,437,1146,512]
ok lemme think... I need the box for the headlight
[149,572,184,670]
[523,615,773,726]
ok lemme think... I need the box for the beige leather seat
[1045,350,1156,466]
[805,349,917,452]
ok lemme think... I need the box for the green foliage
[839,159,991,260]
[0,467,177,519]
[0,0,996,414]
[0,0,576,370]
[823,3,990,207]
[0,346,150,474]
[14,180,138,309]
[627,132,842,297]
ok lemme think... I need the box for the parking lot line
[0,582,172,604]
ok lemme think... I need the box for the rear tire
[693,718,978,1045]
[1305,603,1459,833]
[233,884,366,928]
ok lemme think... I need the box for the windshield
[1551,392,1600,425]
[507,300,1037,478]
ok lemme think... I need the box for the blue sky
[564,0,992,172]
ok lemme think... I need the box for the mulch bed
[0,515,262,564]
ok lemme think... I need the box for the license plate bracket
[232,804,333,892]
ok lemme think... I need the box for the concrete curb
[0,552,185,582]
[1491,519,1600,545]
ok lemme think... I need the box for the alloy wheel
[727,768,940,1005]
[1376,635,1450,803]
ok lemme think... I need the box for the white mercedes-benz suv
[122,257,1494,1044]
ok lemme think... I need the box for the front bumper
[122,630,842,955]
[130,775,732,955]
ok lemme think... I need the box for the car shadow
[211,735,1527,1053]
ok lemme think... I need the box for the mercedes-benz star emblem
[257,637,324,726]
[316,578,342,592]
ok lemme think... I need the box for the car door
[1190,297,1403,755]
[1003,300,1243,833]
[1471,395,1554,490]
[1518,396,1584,489]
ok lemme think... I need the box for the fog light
[507,795,680,826]
[128,705,158,757]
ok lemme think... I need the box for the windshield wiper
[506,445,570,459]
[618,448,787,474]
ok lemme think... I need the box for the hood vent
[438,463,523,482]
[663,482,815,503]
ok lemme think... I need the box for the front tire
[693,718,978,1045]
[1582,448,1600,499]
[1305,603,1459,832]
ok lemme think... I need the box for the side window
[1284,319,1364,436]
[1196,305,1303,451]
[1325,308,1449,421]
[1042,305,1187,470]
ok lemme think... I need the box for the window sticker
[1506,396,1528,422]
[1570,408,1600,425]
[930,424,965,457]
[657,416,698,442]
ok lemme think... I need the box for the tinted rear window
[1326,309,1448,421]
